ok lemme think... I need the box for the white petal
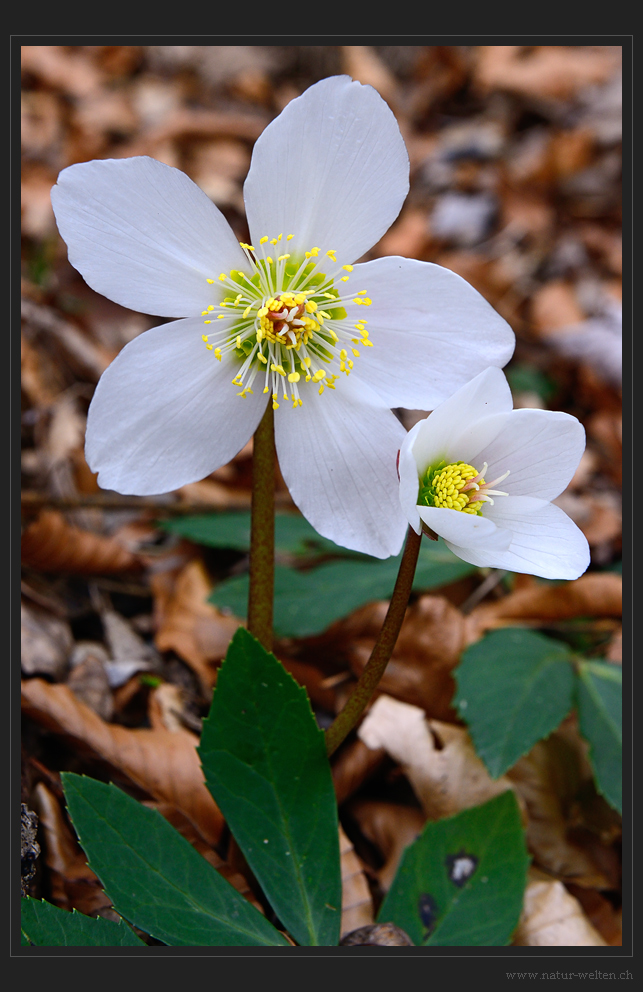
[85,317,267,495]
[417,505,512,551]
[398,422,424,533]
[274,374,407,558]
[243,76,409,264]
[467,409,586,501]
[52,157,247,317]
[476,497,591,579]
[409,368,514,477]
[352,258,515,409]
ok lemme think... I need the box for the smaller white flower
[398,368,590,579]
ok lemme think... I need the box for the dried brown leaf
[341,595,466,721]
[21,601,73,680]
[348,800,426,892]
[474,45,620,102]
[22,679,224,846]
[33,781,117,919]
[332,739,386,806]
[22,510,141,574]
[507,737,613,888]
[465,572,622,643]
[152,559,240,693]
[339,825,374,936]
[513,877,607,946]
[358,695,516,821]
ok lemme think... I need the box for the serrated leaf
[198,628,341,946]
[378,791,529,946]
[455,628,575,779]
[211,542,475,638]
[20,897,146,946]
[576,661,622,813]
[61,773,288,946]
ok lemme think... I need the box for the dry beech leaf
[339,825,374,936]
[66,655,114,722]
[358,695,516,821]
[340,923,413,946]
[474,45,620,102]
[530,280,586,333]
[466,572,622,643]
[565,884,622,946]
[341,46,398,104]
[339,595,466,721]
[32,781,117,920]
[147,683,187,732]
[152,559,240,693]
[513,878,607,946]
[22,511,140,574]
[332,739,386,806]
[21,679,224,847]
[21,601,73,680]
[507,738,612,888]
[348,800,426,893]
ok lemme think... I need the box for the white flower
[398,368,590,579]
[51,75,514,559]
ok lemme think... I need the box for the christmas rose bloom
[398,368,590,579]
[51,75,514,559]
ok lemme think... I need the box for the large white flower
[51,75,514,559]
[398,368,590,579]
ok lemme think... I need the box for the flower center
[418,460,510,515]
[200,235,373,410]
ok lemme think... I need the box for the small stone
[340,922,414,946]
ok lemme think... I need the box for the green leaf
[378,791,529,946]
[576,660,622,813]
[61,773,289,947]
[20,897,146,946]
[198,628,341,946]
[211,541,475,638]
[161,511,339,557]
[455,628,576,779]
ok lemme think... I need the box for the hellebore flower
[51,75,514,559]
[398,368,590,579]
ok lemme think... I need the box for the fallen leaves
[22,511,141,574]
[358,695,516,821]
[514,876,607,946]
[22,679,224,846]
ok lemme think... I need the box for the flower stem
[247,403,275,652]
[324,526,422,757]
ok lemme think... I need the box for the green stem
[324,525,422,756]
[247,403,275,652]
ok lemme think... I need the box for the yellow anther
[278,254,291,261]
[258,306,268,317]
[243,305,252,318]
[357,290,367,295]
[204,320,212,324]
[272,401,279,409]
[287,234,294,240]
[214,348,222,360]
[362,298,372,306]
[352,349,360,357]
[202,334,209,342]
[206,344,213,351]
[303,357,311,367]
[266,256,273,264]
[318,384,325,394]
[288,372,300,383]
[340,349,348,359]
[263,386,269,393]
[340,276,349,282]
[354,298,363,305]
[219,273,227,281]
[236,336,242,349]
[270,238,278,245]
[207,278,214,284]
[217,314,225,319]
[258,353,268,364]
[260,236,268,244]
[342,265,353,272]
[305,301,318,312]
